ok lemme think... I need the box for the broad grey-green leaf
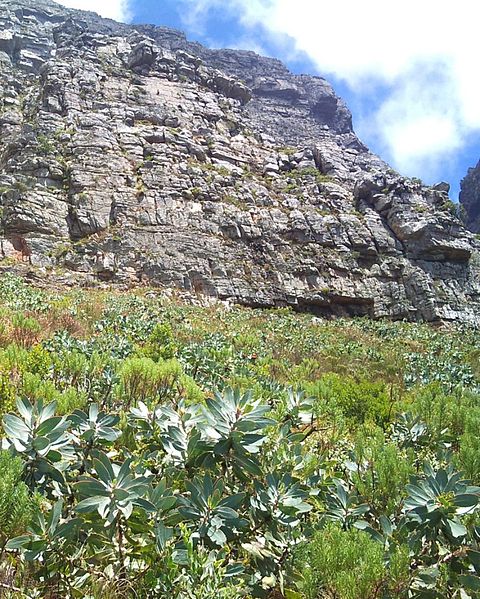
[76,479,109,497]
[446,518,467,538]
[76,496,110,514]
[94,452,115,483]
[3,414,30,440]
[459,574,480,591]
[455,493,479,509]
[32,436,50,452]
[155,521,173,550]
[6,535,32,550]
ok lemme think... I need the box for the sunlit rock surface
[0,0,479,322]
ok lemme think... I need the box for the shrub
[179,374,205,404]
[411,383,479,446]
[11,314,42,348]
[117,356,184,406]
[292,523,406,599]
[139,527,247,598]
[0,344,29,376]
[20,372,59,404]
[0,274,49,312]
[0,451,37,551]
[305,373,393,426]
[140,322,178,361]
[351,428,414,514]
[26,344,53,377]
[457,407,480,482]
[51,350,89,390]
[0,373,15,422]
[57,387,88,415]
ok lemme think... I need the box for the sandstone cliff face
[0,0,479,322]
[460,162,480,234]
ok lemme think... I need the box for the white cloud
[55,0,131,22]
[179,0,480,183]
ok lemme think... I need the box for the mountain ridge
[0,0,479,322]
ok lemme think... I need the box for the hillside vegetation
[0,274,479,598]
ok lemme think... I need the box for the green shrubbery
[117,356,203,406]
[292,523,409,599]
[305,373,392,425]
[0,276,478,597]
[351,429,414,515]
[0,451,38,552]
[458,407,480,482]
[140,322,178,361]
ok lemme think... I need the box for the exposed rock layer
[0,0,479,322]
[460,161,480,234]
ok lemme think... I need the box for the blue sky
[58,0,480,201]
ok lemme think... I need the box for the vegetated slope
[460,160,480,233]
[0,0,479,322]
[0,276,479,597]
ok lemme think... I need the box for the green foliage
[306,373,392,425]
[75,451,151,524]
[143,526,246,598]
[11,313,41,347]
[441,198,460,217]
[403,464,480,541]
[0,279,478,597]
[292,523,404,599]
[26,344,54,376]
[3,398,73,489]
[36,133,56,155]
[351,428,414,515]
[288,166,333,186]
[117,356,185,406]
[457,407,480,482]
[0,274,49,312]
[18,374,87,415]
[0,343,30,374]
[178,475,246,546]
[322,480,369,527]
[0,451,37,549]
[0,372,16,418]
[199,387,274,477]
[140,322,178,361]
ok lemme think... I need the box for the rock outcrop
[460,161,480,234]
[0,0,479,322]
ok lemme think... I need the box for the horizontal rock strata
[0,0,479,322]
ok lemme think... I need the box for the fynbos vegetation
[0,274,478,597]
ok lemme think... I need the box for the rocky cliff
[460,161,480,234]
[0,0,479,322]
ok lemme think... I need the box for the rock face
[460,161,480,234]
[0,0,479,322]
